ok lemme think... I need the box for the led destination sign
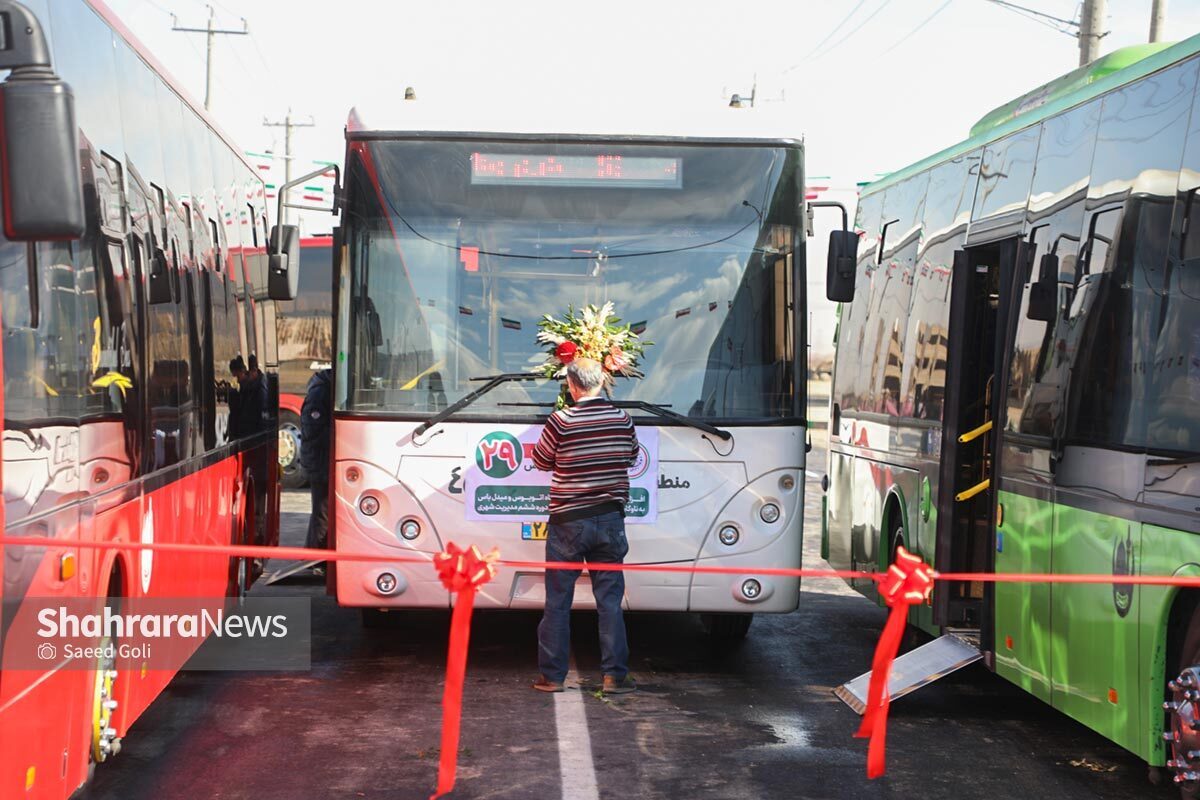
[470,153,682,189]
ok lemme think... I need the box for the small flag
[675,307,691,319]
[501,317,521,330]
[630,321,647,335]
[458,306,474,316]
[708,301,718,312]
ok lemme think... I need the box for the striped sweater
[531,397,640,522]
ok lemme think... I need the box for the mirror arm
[0,2,54,71]
[808,200,849,231]
[25,241,38,329]
[273,163,341,248]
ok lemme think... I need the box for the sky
[103,0,1200,357]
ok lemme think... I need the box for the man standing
[301,368,333,574]
[530,358,639,694]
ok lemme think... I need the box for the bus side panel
[993,487,1054,705]
[1049,501,1143,759]
[825,448,854,576]
[1137,528,1200,767]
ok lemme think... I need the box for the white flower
[537,330,567,345]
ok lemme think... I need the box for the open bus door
[932,239,1024,646]
[837,237,1025,713]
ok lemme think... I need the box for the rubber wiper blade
[413,373,543,436]
[612,400,731,441]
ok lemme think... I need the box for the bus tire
[279,410,308,490]
[701,612,753,641]
[889,516,924,652]
[87,579,123,780]
[1166,601,1200,797]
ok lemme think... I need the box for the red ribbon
[855,546,935,779]
[429,542,499,800]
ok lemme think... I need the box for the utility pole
[172,5,248,111]
[263,110,316,224]
[1078,0,1108,66]
[1150,0,1168,42]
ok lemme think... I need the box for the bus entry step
[834,630,982,714]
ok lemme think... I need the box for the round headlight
[718,525,740,546]
[346,466,361,484]
[359,495,380,516]
[399,519,421,540]
[780,474,796,491]
[741,578,762,599]
[760,503,781,524]
[376,573,398,594]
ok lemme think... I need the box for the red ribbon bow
[430,543,499,799]
[855,546,935,779]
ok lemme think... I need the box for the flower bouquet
[535,302,650,406]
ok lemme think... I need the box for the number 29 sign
[462,424,658,524]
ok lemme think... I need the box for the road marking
[555,657,599,800]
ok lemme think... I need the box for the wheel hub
[278,423,300,469]
[1165,666,1200,784]
[91,643,120,763]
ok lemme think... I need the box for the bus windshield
[341,138,802,422]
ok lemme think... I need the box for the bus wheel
[278,411,307,490]
[1166,610,1200,796]
[227,553,248,607]
[701,613,753,641]
[88,596,122,776]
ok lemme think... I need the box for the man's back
[531,397,639,522]
[300,370,333,478]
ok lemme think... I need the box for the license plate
[521,522,548,541]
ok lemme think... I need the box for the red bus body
[0,2,279,797]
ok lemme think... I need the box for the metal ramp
[835,630,982,714]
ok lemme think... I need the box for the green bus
[822,36,1200,789]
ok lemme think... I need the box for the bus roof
[87,0,260,176]
[345,104,803,147]
[861,33,1200,199]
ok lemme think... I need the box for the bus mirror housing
[0,1,85,241]
[268,223,300,300]
[1026,253,1058,322]
[826,230,858,302]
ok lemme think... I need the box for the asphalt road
[77,459,1172,800]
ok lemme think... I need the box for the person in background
[301,368,333,576]
[240,354,270,435]
[530,357,639,695]
[228,356,246,440]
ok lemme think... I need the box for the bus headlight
[779,474,796,491]
[718,525,740,546]
[359,495,380,516]
[759,503,781,524]
[741,579,762,599]
[376,573,398,594]
[398,519,421,540]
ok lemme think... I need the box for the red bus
[277,236,334,488]
[0,2,291,797]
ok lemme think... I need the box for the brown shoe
[532,675,564,693]
[602,675,636,694]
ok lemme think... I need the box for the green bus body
[824,34,1200,768]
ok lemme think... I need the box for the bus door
[933,238,1022,637]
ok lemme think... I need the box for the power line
[811,0,894,61]
[983,0,1078,37]
[784,0,869,73]
[881,0,955,54]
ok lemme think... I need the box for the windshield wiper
[496,399,732,442]
[413,373,543,437]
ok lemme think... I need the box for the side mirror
[826,229,859,302]
[1026,253,1058,322]
[0,2,84,240]
[268,223,300,300]
[148,247,171,304]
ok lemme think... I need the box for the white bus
[327,107,822,637]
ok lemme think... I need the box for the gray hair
[566,358,604,392]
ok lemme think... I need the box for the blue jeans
[537,509,630,684]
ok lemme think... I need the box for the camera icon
[37,642,56,661]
